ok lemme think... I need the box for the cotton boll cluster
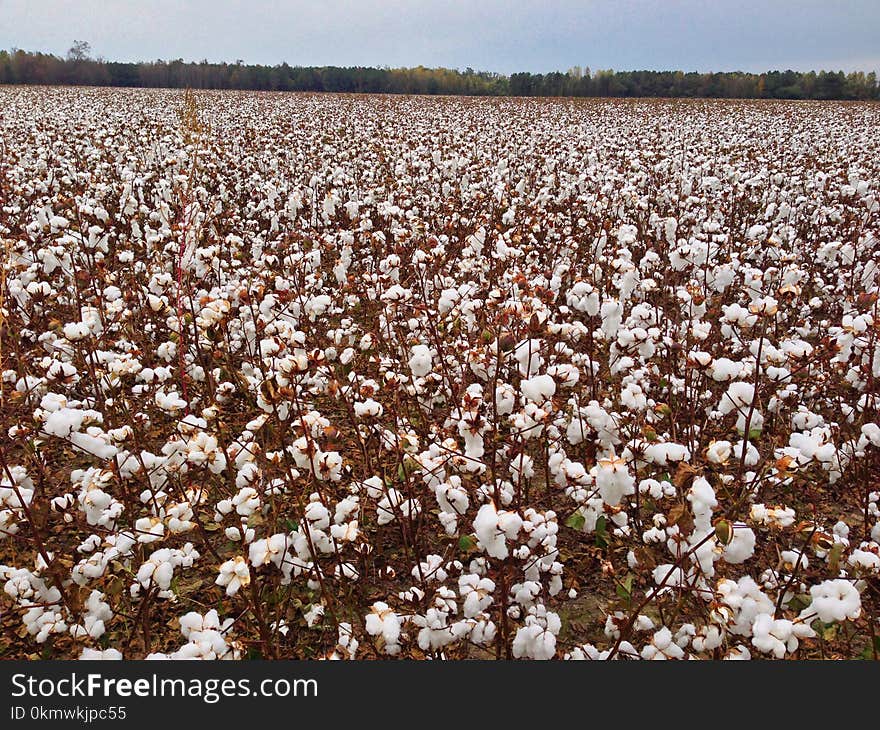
[148,610,240,660]
[640,627,686,660]
[473,503,522,560]
[512,605,561,659]
[365,602,403,656]
[36,395,119,460]
[3,566,67,643]
[751,615,815,659]
[69,590,113,640]
[325,622,359,660]
[424,479,466,538]
[79,648,123,660]
[73,468,124,528]
[804,579,861,623]
[135,544,200,595]
[215,556,251,596]
[0,467,35,539]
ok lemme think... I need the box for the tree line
[1,45,878,100]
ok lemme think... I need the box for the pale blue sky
[2,0,878,73]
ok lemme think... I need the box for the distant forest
[2,44,879,100]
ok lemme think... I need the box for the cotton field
[1,87,879,660]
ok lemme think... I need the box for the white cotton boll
[861,423,880,447]
[566,401,620,448]
[808,579,861,623]
[848,549,880,573]
[688,350,713,368]
[511,609,560,660]
[304,604,325,627]
[710,358,744,382]
[781,549,808,572]
[305,294,332,319]
[69,432,118,460]
[498,511,523,541]
[360,475,385,500]
[354,398,384,418]
[643,442,690,466]
[459,574,495,618]
[365,602,402,655]
[751,615,814,658]
[735,408,763,436]
[336,563,359,580]
[514,339,544,377]
[594,457,634,507]
[495,382,517,415]
[339,347,355,365]
[304,499,331,530]
[732,439,760,466]
[473,503,509,559]
[664,217,678,244]
[460,428,484,460]
[620,382,647,411]
[43,407,85,437]
[509,452,534,484]
[408,344,433,378]
[691,626,724,653]
[521,374,556,403]
[376,488,403,525]
[722,525,756,564]
[707,440,732,465]
[688,477,717,530]
[155,390,187,413]
[232,486,260,516]
[566,281,600,315]
[600,300,623,340]
[547,363,579,387]
[717,576,775,636]
[135,517,165,544]
[719,381,754,415]
[641,627,686,660]
[215,556,250,596]
[653,564,687,589]
[79,648,122,660]
[63,322,91,341]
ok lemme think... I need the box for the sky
[2,0,878,74]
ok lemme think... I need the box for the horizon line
[3,47,877,78]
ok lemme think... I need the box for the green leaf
[564,512,586,531]
[859,636,880,660]
[595,515,608,548]
[747,428,762,440]
[458,534,476,552]
[786,593,812,613]
[615,574,634,604]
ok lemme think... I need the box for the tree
[67,40,91,62]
